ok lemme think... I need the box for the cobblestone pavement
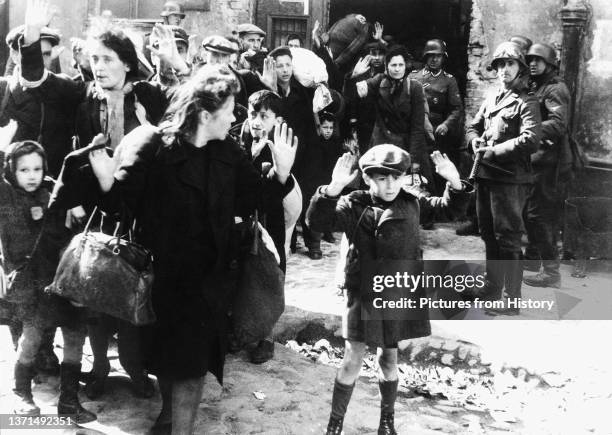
[0,223,611,434]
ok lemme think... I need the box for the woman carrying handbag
[88,64,298,435]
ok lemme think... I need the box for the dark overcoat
[97,126,294,383]
[0,73,74,178]
[361,74,427,162]
[306,185,469,347]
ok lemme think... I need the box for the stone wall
[575,0,612,161]
[464,0,565,121]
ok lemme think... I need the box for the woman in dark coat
[352,45,433,184]
[87,64,297,434]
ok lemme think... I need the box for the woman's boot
[58,362,97,424]
[83,359,110,400]
[13,362,40,415]
[378,379,398,435]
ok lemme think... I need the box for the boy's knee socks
[330,379,355,420]
[379,379,398,413]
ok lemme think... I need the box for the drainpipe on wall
[559,0,591,134]
[0,0,9,74]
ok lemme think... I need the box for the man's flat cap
[236,23,266,37]
[6,25,61,50]
[359,144,411,175]
[202,35,237,54]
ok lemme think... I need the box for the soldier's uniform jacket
[528,72,572,172]
[408,68,463,133]
[466,87,542,184]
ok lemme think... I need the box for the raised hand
[258,56,277,91]
[431,151,461,189]
[0,120,18,151]
[326,153,358,196]
[88,133,118,193]
[372,22,384,41]
[148,24,189,74]
[343,137,359,156]
[24,0,55,44]
[312,20,321,48]
[351,56,371,78]
[268,122,297,184]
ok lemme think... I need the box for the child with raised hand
[240,89,302,364]
[306,144,470,435]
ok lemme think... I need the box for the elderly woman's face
[204,95,236,141]
[90,40,130,90]
[387,55,406,80]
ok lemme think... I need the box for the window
[270,17,308,49]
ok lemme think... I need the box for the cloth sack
[290,47,328,88]
[231,211,285,347]
[46,209,155,326]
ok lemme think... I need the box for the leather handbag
[46,208,155,325]
[231,210,285,347]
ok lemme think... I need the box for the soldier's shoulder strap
[444,71,454,78]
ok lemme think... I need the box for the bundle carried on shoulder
[290,47,328,88]
[323,14,370,67]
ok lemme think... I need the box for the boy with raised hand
[240,89,302,363]
[306,145,470,434]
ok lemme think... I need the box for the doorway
[328,0,472,97]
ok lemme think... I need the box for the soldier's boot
[523,259,560,288]
[13,362,40,415]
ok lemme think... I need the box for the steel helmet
[508,35,533,54]
[489,41,528,71]
[422,39,448,59]
[526,43,558,68]
[160,1,185,18]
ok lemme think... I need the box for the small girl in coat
[306,144,470,434]
[0,140,51,415]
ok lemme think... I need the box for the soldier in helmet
[522,43,571,288]
[508,35,533,54]
[408,39,463,165]
[465,41,542,315]
[160,1,186,27]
